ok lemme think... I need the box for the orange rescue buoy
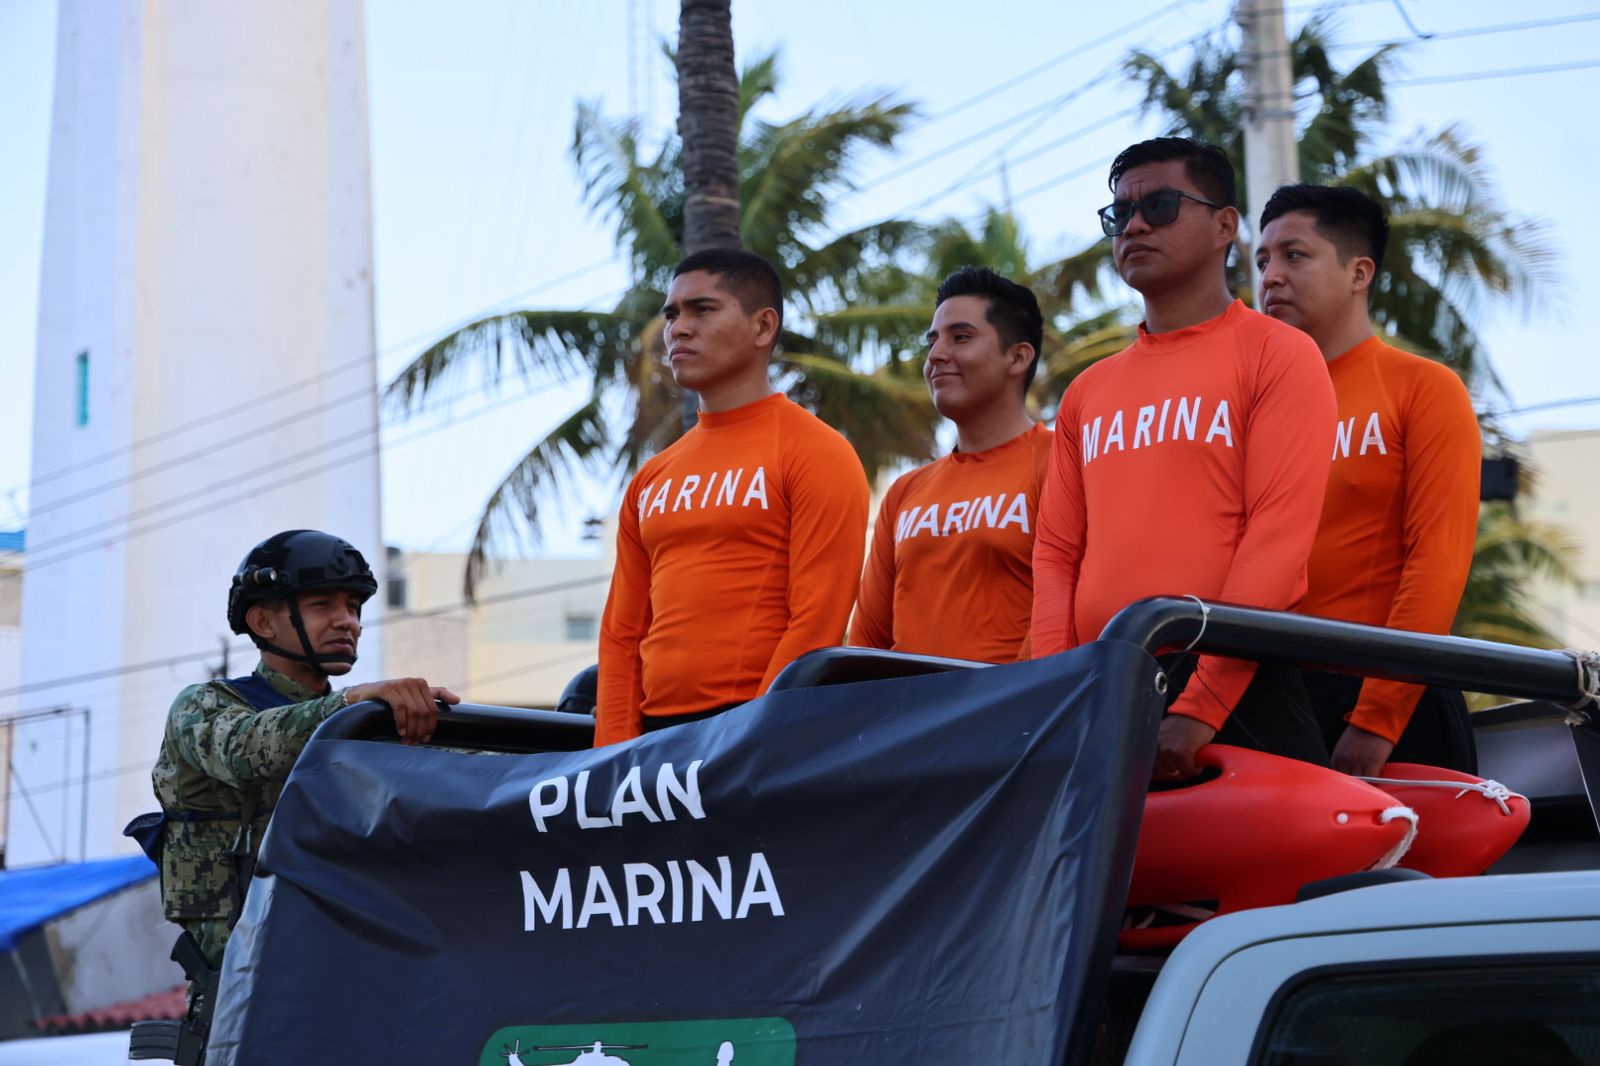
[1362,762,1530,878]
[1121,745,1416,951]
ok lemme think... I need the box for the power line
[14,42,1182,562]
[3,569,610,735]
[15,277,626,566]
[0,572,612,702]
[16,377,575,576]
[22,371,571,559]
[5,10,1205,531]
[1249,10,1600,62]
[3,257,617,505]
[6,646,603,801]
[16,1,1568,529]
[917,0,1194,126]
[1485,395,1600,419]
[1390,58,1600,88]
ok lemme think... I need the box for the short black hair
[1108,136,1237,209]
[935,266,1045,391]
[672,248,785,335]
[1259,182,1389,275]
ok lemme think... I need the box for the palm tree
[675,0,741,254]
[1454,504,1579,648]
[385,54,935,595]
[1122,11,1557,394]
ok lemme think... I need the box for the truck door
[1166,919,1600,1065]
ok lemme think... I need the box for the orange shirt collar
[949,422,1046,464]
[1131,299,1246,356]
[1326,334,1386,378]
[696,391,786,430]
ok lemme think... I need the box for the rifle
[128,931,217,1064]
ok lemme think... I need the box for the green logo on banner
[479,1018,796,1066]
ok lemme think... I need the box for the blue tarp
[0,856,155,950]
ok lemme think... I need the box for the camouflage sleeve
[165,683,347,790]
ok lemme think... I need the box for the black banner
[210,642,1164,1065]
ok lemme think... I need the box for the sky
[1,0,1597,561]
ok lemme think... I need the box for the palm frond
[779,351,938,477]
[1453,503,1579,646]
[739,94,917,257]
[384,309,632,414]
[572,102,681,276]
[463,396,611,599]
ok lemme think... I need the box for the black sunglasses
[1098,188,1224,237]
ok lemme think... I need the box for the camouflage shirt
[151,661,347,946]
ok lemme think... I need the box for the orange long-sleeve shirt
[595,393,869,746]
[850,423,1052,662]
[1032,300,1336,730]
[1299,336,1480,743]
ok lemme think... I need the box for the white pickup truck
[1102,694,1600,1066]
[47,597,1600,1066]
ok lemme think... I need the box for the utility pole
[1236,0,1299,288]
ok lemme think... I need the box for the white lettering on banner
[637,467,771,517]
[1078,395,1234,466]
[528,761,705,832]
[893,494,1033,543]
[519,761,785,933]
[519,854,786,931]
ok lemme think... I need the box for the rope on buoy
[1371,805,1418,869]
[1359,776,1524,817]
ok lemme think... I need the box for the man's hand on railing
[343,678,461,745]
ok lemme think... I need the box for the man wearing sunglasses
[1257,183,1480,777]
[1033,137,1337,781]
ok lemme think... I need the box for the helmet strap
[247,594,358,670]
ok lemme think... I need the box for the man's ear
[245,603,278,642]
[1216,205,1241,248]
[754,306,781,352]
[1009,342,1037,378]
[1350,255,1377,296]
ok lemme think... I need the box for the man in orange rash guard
[1258,184,1480,776]
[595,249,869,746]
[850,267,1052,662]
[1033,137,1337,781]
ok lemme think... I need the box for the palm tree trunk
[676,0,742,254]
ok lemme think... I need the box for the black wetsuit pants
[1160,655,1331,767]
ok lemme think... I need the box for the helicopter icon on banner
[502,1038,738,1065]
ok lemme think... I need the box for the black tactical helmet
[228,530,378,668]
[556,664,598,716]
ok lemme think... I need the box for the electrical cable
[0,572,611,702]
[2,256,617,503]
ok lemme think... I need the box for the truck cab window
[1253,961,1600,1066]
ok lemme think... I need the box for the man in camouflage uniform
[149,530,458,1010]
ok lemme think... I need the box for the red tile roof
[30,984,186,1035]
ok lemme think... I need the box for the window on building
[385,546,406,610]
[1253,960,1600,1065]
[565,614,597,641]
[74,351,89,427]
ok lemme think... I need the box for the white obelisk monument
[7,0,384,865]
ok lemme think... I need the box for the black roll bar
[310,597,1594,752]
[315,700,594,752]
[1100,596,1593,707]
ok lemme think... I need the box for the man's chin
[320,659,355,676]
[930,392,974,422]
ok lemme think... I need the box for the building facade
[9,1,384,865]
